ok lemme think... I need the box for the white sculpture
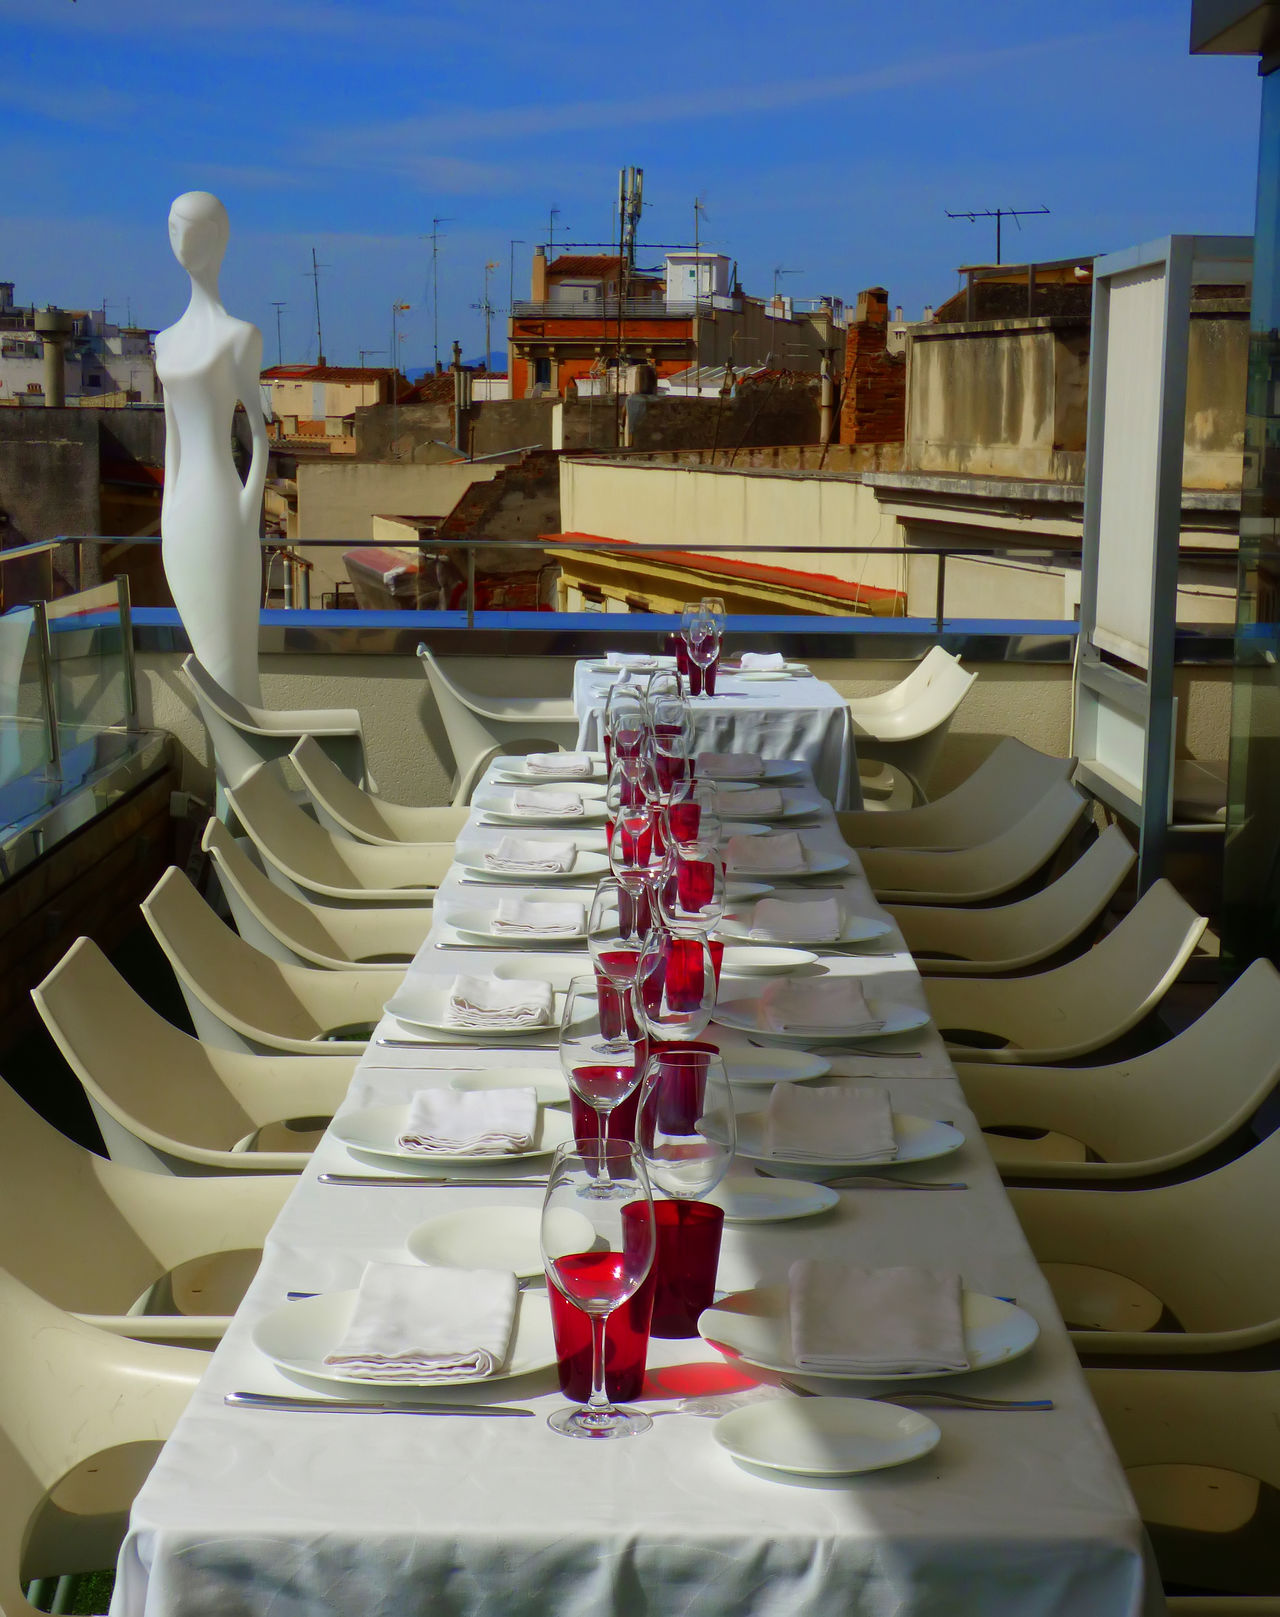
[156,192,267,706]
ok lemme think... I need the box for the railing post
[32,599,62,777]
[466,548,476,629]
[935,553,946,636]
[116,574,140,730]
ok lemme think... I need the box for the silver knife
[226,1391,533,1417]
[318,1173,549,1188]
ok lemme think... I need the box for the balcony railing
[512,299,702,321]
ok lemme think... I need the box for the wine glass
[656,842,726,934]
[635,928,717,1042]
[541,1142,656,1440]
[606,687,645,766]
[637,1047,736,1202]
[587,877,647,1019]
[687,613,721,687]
[559,975,645,1197]
[644,670,682,706]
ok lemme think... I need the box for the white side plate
[707,1175,840,1224]
[717,945,818,976]
[450,1069,570,1106]
[406,1204,590,1277]
[714,1396,940,1476]
[332,1102,573,1167]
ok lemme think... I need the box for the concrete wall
[624,387,821,453]
[1185,307,1249,487]
[558,457,901,594]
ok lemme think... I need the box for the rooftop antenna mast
[945,204,1050,265]
[548,206,567,259]
[306,247,328,364]
[270,301,286,366]
[426,217,453,372]
[773,265,802,300]
[618,166,643,271]
[471,262,500,369]
[693,195,708,376]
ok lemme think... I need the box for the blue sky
[0,0,1263,371]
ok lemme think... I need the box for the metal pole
[935,555,947,636]
[33,599,61,777]
[466,548,476,629]
[116,574,139,729]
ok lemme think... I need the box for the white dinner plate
[472,786,609,827]
[699,1286,1040,1381]
[717,945,818,976]
[718,909,893,948]
[253,1288,557,1390]
[714,1397,940,1477]
[406,1204,590,1277]
[332,1101,574,1167]
[707,1175,840,1223]
[453,847,611,885]
[733,1110,965,1168]
[440,905,588,949]
[714,790,826,822]
[384,976,563,1038]
[719,1047,831,1085]
[449,1069,570,1106]
[584,658,671,675]
[724,850,851,882]
[491,756,607,785]
[699,759,808,784]
[730,670,814,684]
[713,991,930,1045]
[727,879,774,902]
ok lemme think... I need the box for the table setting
[109,675,1163,1617]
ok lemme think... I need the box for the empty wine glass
[637,1047,736,1202]
[587,877,647,1026]
[541,1142,656,1440]
[656,842,726,934]
[605,687,645,766]
[635,928,717,1042]
[687,613,721,685]
[559,975,645,1198]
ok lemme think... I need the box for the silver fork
[781,1378,1053,1411]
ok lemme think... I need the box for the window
[533,358,551,387]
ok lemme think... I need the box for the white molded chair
[1011,1125,1280,1357]
[957,959,1280,1179]
[0,1268,206,1615]
[888,825,1135,975]
[0,1074,293,1342]
[860,779,1089,904]
[417,643,580,805]
[141,867,394,1056]
[202,819,430,970]
[225,764,450,905]
[1088,1367,1280,1612]
[923,879,1205,1064]
[845,646,977,800]
[33,937,355,1173]
[181,653,372,796]
[290,736,468,846]
[838,738,1077,850]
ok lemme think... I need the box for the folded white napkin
[725,831,807,875]
[606,651,654,669]
[511,787,585,819]
[748,895,843,942]
[763,1083,896,1161]
[761,975,879,1034]
[482,836,577,874]
[738,652,786,671]
[698,752,764,779]
[397,1085,539,1153]
[789,1262,969,1375]
[526,752,592,778]
[713,786,784,819]
[325,1261,519,1382]
[492,897,585,937]
[445,974,554,1029]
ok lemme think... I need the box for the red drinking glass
[704,652,719,696]
[549,1204,656,1401]
[676,857,716,914]
[649,1200,725,1338]
[603,732,613,772]
[666,799,700,845]
[569,1083,641,1151]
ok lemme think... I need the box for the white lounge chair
[845,646,977,801]
[290,735,468,845]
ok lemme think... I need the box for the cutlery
[747,1036,922,1060]
[318,1173,549,1188]
[779,1380,1052,1412]
[286,1279,541,1301]
[375,1038,553,1052]
[754,1168,967,1191]
[225,1391,534,1418]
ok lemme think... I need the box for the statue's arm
[160,377,179,535]
[235,325,268,532]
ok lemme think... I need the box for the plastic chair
[0,1267,206,1615]
[225,764,450,905]
[1088,1367,1280,1612]
[844,646,977,800]
[837,738,1077,850]
[860,779,1089,904]
[181,653,372,796]
[202,819,431,970]
[1009,1124,1280,1356]
[956,959,1280,1178]
[417,643,581,805]
[888,825,1136,975]
[33,937,355,1174]
[289,736,468,846]
[141,867,394,1057]
[0,1073,293,1342]
[923,879,1205,1064]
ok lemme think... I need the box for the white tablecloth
[572,661,860,809]
[111,765,1160,1617]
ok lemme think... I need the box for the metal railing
[512,299,702,321]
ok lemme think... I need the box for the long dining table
[110,758,1162,1617]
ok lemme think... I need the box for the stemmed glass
[649,696,691,797]
[587,877,647,1034]
[605,686,645,770]
[635,928,717,1041]
[638,1047,737,1203]
[541,1142,656,1439]
[656,840,726,934]
[687,612,721,696]
[559,975,645,1196]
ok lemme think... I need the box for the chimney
[530,246,548,304]
[34,306,72,407]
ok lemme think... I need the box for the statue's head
[168,192,230,279]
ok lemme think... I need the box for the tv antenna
[471,262,500,370]
[424,217,453,371]
[304,248,329,363]
[772,265,802,300]
[270,301,286,366]
[945,205,1050,265]
[548,206,569,260]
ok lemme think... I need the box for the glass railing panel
[0,604,55,840]
[45,581,131,741]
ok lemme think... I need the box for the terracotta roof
[261,365,397,383]
[543,532,905,610]
[548,255,622,278]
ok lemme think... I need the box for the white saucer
[406,1204,590,1277]
[699,1286,1040,1381]
[717,945,818,976]
[714,1397,940,1477]
[733,1110,964,1168]
[332,1102,573,1167]
[708,1175,840,1223]
[253,1289,557,1390]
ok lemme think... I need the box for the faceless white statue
[156,192,268,706]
